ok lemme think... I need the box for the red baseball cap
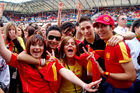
[93,15,115,27]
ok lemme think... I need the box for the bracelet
[82,84,86,93]
[103,71,110,78]
[39,58,46,66]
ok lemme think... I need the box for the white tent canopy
[0,0,140,14]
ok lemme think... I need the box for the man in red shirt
[93,15,136,93]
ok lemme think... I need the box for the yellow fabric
[87,60,93,76]
[52,63,57,81]
[59,61,82,93]
[17,37,25,50]
[118,42,132,63]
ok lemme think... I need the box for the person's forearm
[108,72,136,81]
[59,68,86,87]
[76,10,81,22]
[57,10,61,27]
[17,51,40,65]
[121,31,135,40]
[0,32,11,63]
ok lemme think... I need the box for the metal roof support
[47,0,58,9]
[85,0,91,9]
[78,0,85,9]
[65,0,74,9]
[105,0,109,6]
[91,0,97,7]
[113,0,115,5]
[128,0,131,5]
[43,0,55,10]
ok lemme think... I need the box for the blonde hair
[4,22,17,43]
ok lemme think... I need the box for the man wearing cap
[78,16,135,93]
[94,15,136,93]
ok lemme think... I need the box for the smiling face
[26,35,46,59]
[80,21,95,41]
[96,23,113,42]
[30,41,44,59]
[8,25,16,35]
[17,27,22,37]
[47,30,61,50]
[64,38,77,58]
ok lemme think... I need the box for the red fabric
[74,53,101,82]
[89,58,101,82]
[8,41,14,52]
[105,42,132,88]
[8,53,63,93]
[93,15,115,28]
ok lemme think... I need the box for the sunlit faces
[135,26,140,36]
[41,27,46,36]
[8,25,16,38]
[96,23,113,42]
[80,21,94,40]
[64,38,77,58]
[17,27,22,37]
[30,41,44,59]
[47,30,61,50]
[118,16,127,27]
[8,25,16,34]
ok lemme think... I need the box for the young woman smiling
[59,36,101,93]
[0,31,101,93]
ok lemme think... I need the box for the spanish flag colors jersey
[59,61,82,93]
[105,41,132,88]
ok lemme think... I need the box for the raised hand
[82,45,94,60]
[0,3,5,19]
[9,30,17,40]
[46,49,56,62]
[58,2,64,12]
[77,2,82,11]
[108,35,123,46]
[85,78,102,92]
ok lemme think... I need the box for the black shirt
[79,33,106,70]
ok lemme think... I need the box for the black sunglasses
[48,35,61,41]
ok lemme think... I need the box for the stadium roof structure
[0,0,140,14]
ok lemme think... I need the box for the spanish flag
[39,59,58,82]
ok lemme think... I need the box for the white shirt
[114,26,140,79]
[0,56,10,88]
[114,26,129,34]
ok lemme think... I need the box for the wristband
[82,84,86,93]
[39,58,46,66]
[103,71,110,78]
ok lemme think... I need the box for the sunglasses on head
[48,35,61,41]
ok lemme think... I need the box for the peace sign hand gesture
[82,45,95,60]
[46,49,57,62]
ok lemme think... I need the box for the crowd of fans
[2,5,140,23]
[0,2,140,93]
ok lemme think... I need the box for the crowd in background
[0,2,140,93]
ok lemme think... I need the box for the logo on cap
[103,17,110,22]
